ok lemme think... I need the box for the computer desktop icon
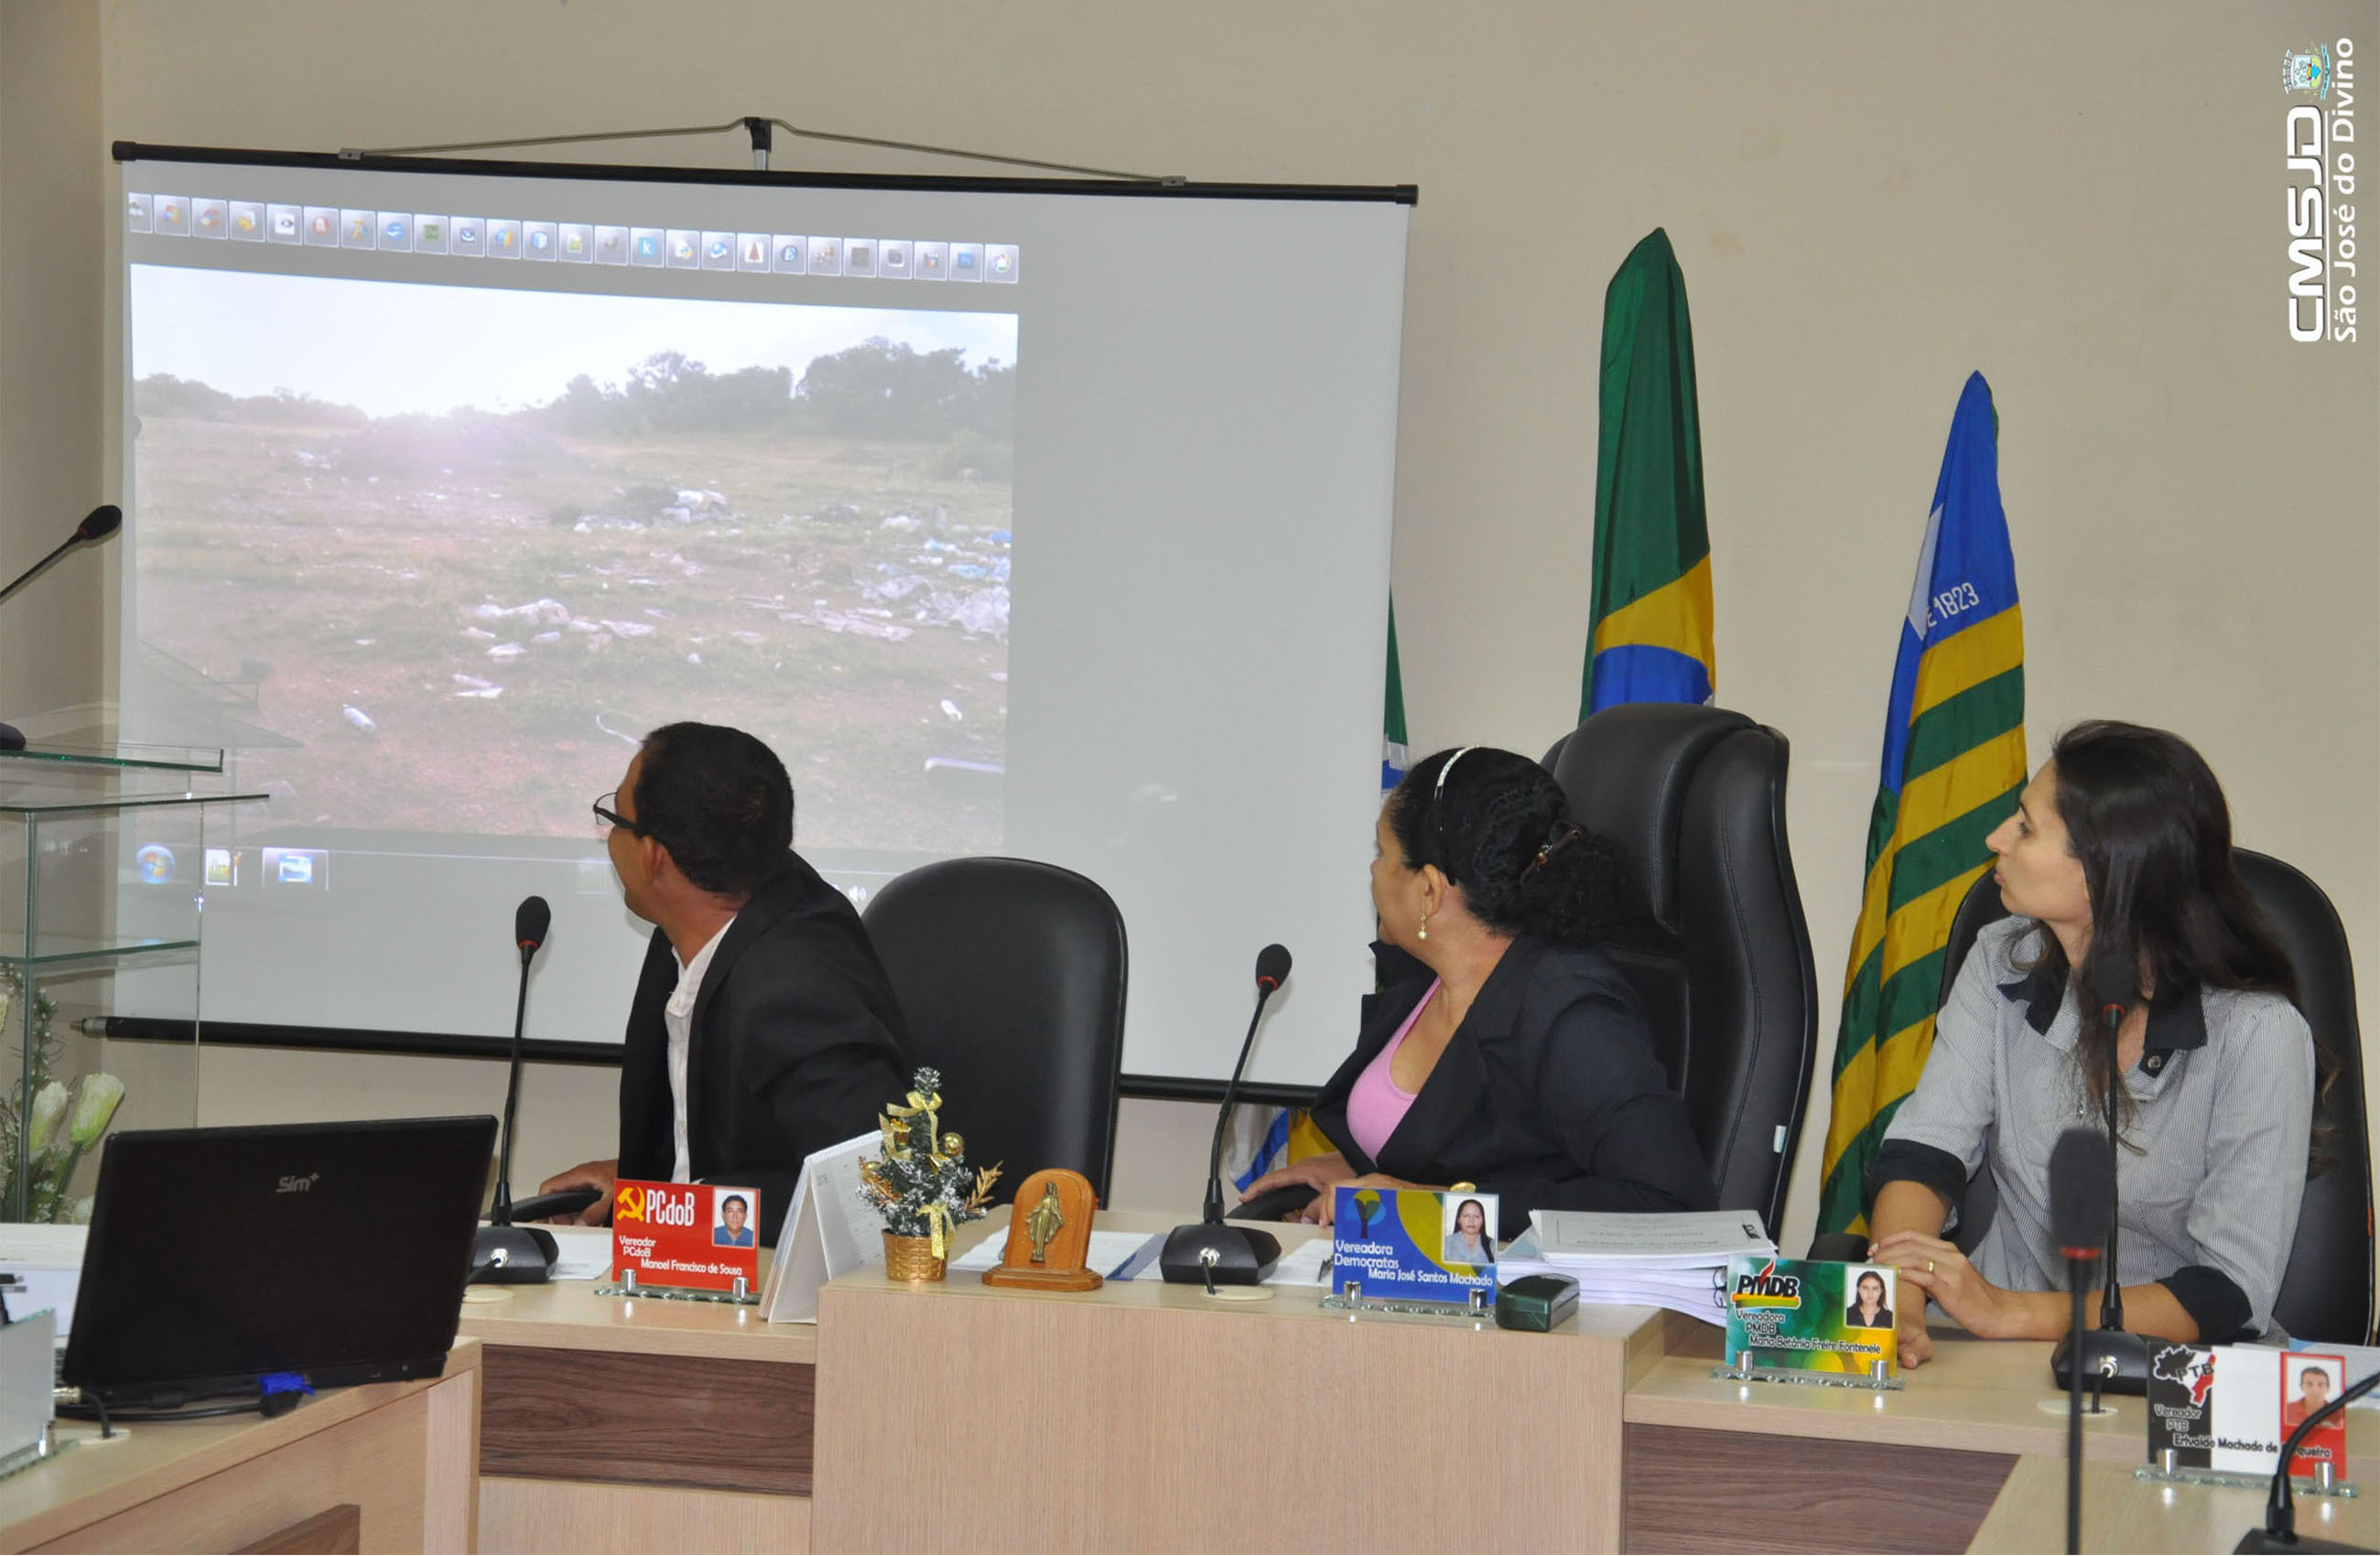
[125,194,152,233]
[667,229,701,268]
[632,228,665,265]
[559,223,593,262]
[452,218,484,256]
[773,235,807,273]
[595,225,629,264]
[192,199,228,238]
[950,243,982,281]
[153,196,189,235]
[488,219,522,257]
[416,216,449,254]
[267,204,303,243]
[986,244,1019,283]
[229,201,265,241]
[524,222,557,259]
[306,207,339,246]
[379,212,413,252]
[702,231,736,270]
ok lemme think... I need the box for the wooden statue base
[980,1168,1105,1291]
[980,1265,1103,1291]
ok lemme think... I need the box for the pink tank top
[1347,980,1439,1162]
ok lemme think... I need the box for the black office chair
[1931,851,2375,1344]
[1542,703,1821,1237]
[860,857,1129,1204]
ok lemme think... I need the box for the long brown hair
[2025,722,2329,1151]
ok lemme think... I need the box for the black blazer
[618,851,911,1217]
[1310,938,1716,1241]
[1846,1304,1893,1330]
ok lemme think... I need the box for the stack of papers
[1494,1209,1775,1325]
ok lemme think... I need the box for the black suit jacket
[1310,938,1716,1241]
[618,852,910,1218]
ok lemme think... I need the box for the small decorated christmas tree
[860,1067,1001,1263]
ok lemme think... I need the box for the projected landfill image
[128,268,1014,852]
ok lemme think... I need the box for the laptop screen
[61,1115,495,1404]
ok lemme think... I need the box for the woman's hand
[1290,1172,1423,1226]
[1240,1151,1350,1202]
[1871,1229,2039,1343]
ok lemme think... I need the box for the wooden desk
[1,1339,480,1554]
[811,1212,1666,1552]
[1971,1456,2380,1553]
[1622,1326,2145,1552]
[454,1275,815,1554]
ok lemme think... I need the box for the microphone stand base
[2051,1326,2160,1397]
[2234,1530,2370,1552]
[470,1223,559,1284]
[1158,1222,1281,1287]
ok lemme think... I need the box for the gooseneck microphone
[470,896,591,1282]
[1161,944,1292,1289]
[0,505,125,751]
[2050,957,2162,1399]
[2236,1364,2380,1552]
[2050,1126,2113,1556]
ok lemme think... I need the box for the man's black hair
[633,723,794,897]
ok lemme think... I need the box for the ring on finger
[1926,1259,1936,1273]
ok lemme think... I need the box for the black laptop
[60,1115,496,1407]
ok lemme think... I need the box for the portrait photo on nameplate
[1721,1258,1899,1381]
[610,1179,760,1295]
[1330,1186,1496,1305]
[982,1167,1101,1291]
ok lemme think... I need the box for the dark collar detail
[1997,962,2206,1056]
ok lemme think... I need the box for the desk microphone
[2050,956,2163,1398]
[470,895,590,1281]
[1160,944,1291,1289]
[2235,1363,2380,1552]
[2050,1126,2112,1556]
[0,504,124,751]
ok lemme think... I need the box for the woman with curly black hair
[1239,746,1716,1238]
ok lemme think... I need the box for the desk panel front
[811,1218,1655,1554]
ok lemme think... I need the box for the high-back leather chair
[860,857,1129,1203]
[1542,703,1820,1236]
[1936,851,2375,1344]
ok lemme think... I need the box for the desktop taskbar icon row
[125,195,1019,281]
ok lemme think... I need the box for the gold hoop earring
[1417,913,1429,942]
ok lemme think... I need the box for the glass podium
[1,740,262,1223]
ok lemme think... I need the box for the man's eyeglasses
[592,791,646,840]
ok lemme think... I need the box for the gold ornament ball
[940,1133,964,1158]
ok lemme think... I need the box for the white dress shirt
[664,915,737,1183]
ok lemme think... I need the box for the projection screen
[110,146,1411,1089]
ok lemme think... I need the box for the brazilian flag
[1581,229,1715,718]
[1817,373,2026,1236]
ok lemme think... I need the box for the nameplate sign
[2147,1344,2349,1479]
[1721,1257,1900,1381]
[611,1179,762,1294]
[1330,1186,1497,1306]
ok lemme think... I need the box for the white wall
[4,1,2372,1244]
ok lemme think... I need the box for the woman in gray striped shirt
[1867,721,2321,1368]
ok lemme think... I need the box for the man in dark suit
[539,722,910,1226]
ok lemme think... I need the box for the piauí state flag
[1581,228,1715,719]
[1817,372,2026,1236]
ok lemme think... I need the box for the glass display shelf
[0,740,226,775]
[1,936,202,970]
